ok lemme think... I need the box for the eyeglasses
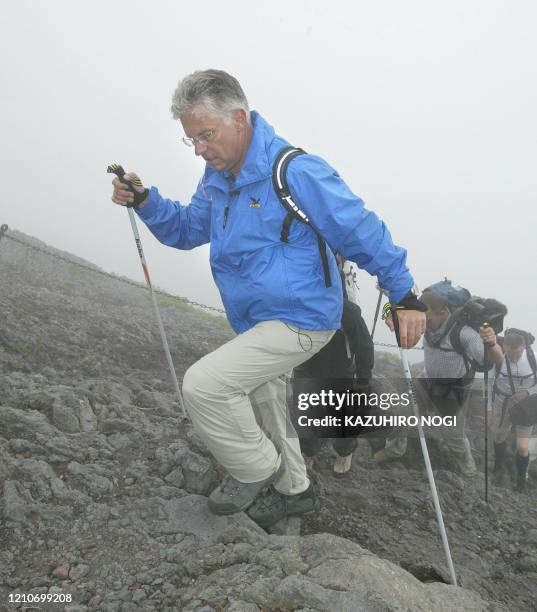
[182,128,217,147]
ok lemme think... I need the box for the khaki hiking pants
[182,320,335,495]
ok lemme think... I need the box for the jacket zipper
[223,189,239,229]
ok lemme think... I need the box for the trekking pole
[482,323,490,503]
[371,287,384,340]
[107,164,184,413]
[392,308,458,586]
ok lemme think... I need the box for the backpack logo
[249,197,261,208]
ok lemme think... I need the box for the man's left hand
[385,310,426,349]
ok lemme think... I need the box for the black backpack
[448,297,508,373]
[272,146,332,288]
[426,288,508,374]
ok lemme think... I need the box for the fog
[2,0,536,352]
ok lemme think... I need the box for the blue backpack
[423,279,470,309]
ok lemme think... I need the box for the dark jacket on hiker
[293,299,374,457]
[294,300,373,384]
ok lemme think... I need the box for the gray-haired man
[111,69,426,527]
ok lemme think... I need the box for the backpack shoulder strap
[505,358,517,395]
[272,146,308,239]
[449,321,473,375]
[524,348,537,388]
[524,341,537,379]
[426,318,457,351]
[272,146,332,288]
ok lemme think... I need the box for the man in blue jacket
[111,69,426,528]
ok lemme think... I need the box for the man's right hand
[511,390,530,403]
[479,326,497,346]
[111,172,148,208]
[384,309,426,349]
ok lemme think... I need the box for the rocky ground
[0,230,533,611]
[303,431,537,611]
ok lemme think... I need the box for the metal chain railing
[374,341,421,350]
[0,224,423,350]
[0,226,226,315]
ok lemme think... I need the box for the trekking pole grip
[380,301,403,347]
[107,163,148,208]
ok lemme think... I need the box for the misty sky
[1,1,536,353]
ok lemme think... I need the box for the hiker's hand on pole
[111,171,148,208]
[479,326,496,346]
[383,290,427,348]
[385,309,426,348]
[479,325,503,365]
[511,390,530,403]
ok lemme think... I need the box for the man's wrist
[136,191,149,209]
[392,290,428,312]
[127,188,150,209]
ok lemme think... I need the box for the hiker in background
[375,281,503,477]
[110,69,426,528]
[294,295,374,475]
[491,329,537,492]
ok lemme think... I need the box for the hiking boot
[492,466,510,488]
[515,476,528,493]
[208,464,282,516]
[447,438,477,478]
[366,436,388,456]
[373,436,407,463]
[333,454,352,476]
[247,483,319,528]
[451,449,477,478]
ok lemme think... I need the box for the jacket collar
[202,111,275,192]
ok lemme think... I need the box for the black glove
[393,290,428,312]
[107,163,149,208]
[382,290,427,321]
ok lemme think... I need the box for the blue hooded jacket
[136,112,414,334]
